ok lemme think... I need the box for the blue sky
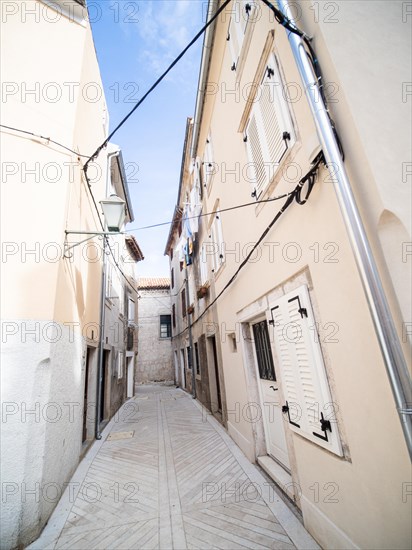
[91,0,206,277]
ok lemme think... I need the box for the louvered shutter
[199,242,209,285]
[245,112,267,197]
[228,13,241,71]
[267,285,343,456]
[210,211,224,273]
[215,209,225,265]
[228,0,257,71]
[203,135,214,188]
[244,53,295,198]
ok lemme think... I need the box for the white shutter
[227,1,256,71]
[216,209,225,265]
[245,111,267,197]
[202,135,214,188]
[210,211,224,273]
[227,14,241,71]
[199,243,209,285]
[268,285,343,456]
[244,53,296,198]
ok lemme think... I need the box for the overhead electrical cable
[83,0,233,172]
[0,124,91,158]
[172,152,325,339]
[127,191,294,232]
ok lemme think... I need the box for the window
[105,262,113,298]
[210,209,225,273]
[267,285,343,456]
[252,320,276,380]
[227,0,257,73]
[172,304,176,329]
[186,346,192,371]
[199,242,209,286]
[171,268,174,289]
[160,315,172,338]
[128,298,135,323]
[181,289,186,317]
[202,134,215,189]
[194,157,203,200]
[117,351,124,379]
[194,342,200,376]
[244,52,295,198]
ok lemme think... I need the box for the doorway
[207,335,222,413]
[126,355,134,398]
[251,318,290,470]
[180,349,186,389]
[100,349,110,423]
[82,347,94,443]
[174,350,179,386]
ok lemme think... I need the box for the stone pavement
[28,385,318,550]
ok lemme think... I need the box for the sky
[91,0,206,277]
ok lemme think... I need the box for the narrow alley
[29,385,317,550]
[2,1,411,549]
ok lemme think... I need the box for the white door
[251,319,290,470]
[180,349,186,389]
[127,356,134,398]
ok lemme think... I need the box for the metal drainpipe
[276,0,412,458]
[95,150,120,440]
[185,270,197,399]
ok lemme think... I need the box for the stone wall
[136,289,173,385]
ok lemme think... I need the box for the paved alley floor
[29,386,318,550]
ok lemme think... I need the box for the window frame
[160,314,172,339]
[117,351,124,379]
[181,288,186,318]
[244,51,296,199]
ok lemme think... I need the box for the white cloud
[134,0,203,85]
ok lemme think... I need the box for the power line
[172,153,325,340]
[83,0,233,171]
[0,124,91,158]
[127,192,293,232]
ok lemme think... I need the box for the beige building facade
[166,1,412,548]
[1,1,142,547]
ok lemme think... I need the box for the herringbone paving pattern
[30,386,317,550]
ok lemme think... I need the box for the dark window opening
[181,289,186,317]
[160,315,172,338]
[194,342,200,376]
[186,346,192,371]
[252,320,276,381]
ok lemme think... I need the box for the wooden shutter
[228,13,241,71]
[215,209,225,265]
[267,285,343,456]
[244,53,295,198]
[227,1,256,71]
[210,210,224,273]
[202,135,214,188]
[199,242,209,285]
[245,112,267,196]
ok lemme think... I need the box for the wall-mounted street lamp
[64,194,126,258]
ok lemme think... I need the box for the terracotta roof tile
[138,277,171,290]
